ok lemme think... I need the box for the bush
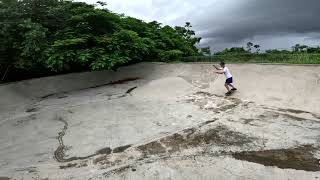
[159,50,183,62]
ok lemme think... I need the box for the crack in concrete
[54,117,97,162]
[117,86,137,98]
[41,77,140,100]
[54,116,132,163]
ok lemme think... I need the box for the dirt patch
[233,145,320,172]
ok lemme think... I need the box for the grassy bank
[181,53,320,64]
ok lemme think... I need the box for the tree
[246,42,253,52]
[254,44,260,54]
[96,1,107,6]
[0,0,205,82]
[199,47,211,56]
[215,47,247,55]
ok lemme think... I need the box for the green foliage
[199,47,211,56]
[182,53,320,64]
[182,43,320,64]
[0,0,203,82]
[159,50,183,62]
[215,47,248,55]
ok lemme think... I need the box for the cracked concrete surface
[0,63,320,180]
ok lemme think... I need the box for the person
[213,61,237,96]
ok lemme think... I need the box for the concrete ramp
[0,63,320,180]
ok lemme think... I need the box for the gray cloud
[197,0,320,42]
[80,0,320,51]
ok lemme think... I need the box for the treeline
[183,42,320,64]
[0,0,207,82]
[215,42,320,55]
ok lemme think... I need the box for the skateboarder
[213,62,237,96]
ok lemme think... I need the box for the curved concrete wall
[0,63,155,112]
[1,63,320,113]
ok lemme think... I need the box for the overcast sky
[80,0,320,52]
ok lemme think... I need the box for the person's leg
[227,77,237,90]
[225,83,230,92]
[228,83,237,90]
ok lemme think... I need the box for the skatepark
[0,62,320,180]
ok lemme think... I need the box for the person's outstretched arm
[213,65,223,70]
[213,65,223,74]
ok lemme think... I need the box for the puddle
[233,145,320,172]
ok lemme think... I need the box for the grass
[181,53,320,64]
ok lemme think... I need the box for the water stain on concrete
[281,113,312,122]
[264,107,320,120]
[113,145,132,153]
[233,145,320,172]
[14,114,37,126]
[57,95,68,99]
[0,177,10,180]
[96,147,112,155]
[59,163,77,169]
[241,118,256,124]
[25,107,39,113]
[138,125,254,156]
[103,165,133,177]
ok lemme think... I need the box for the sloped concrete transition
[0,63,320,180]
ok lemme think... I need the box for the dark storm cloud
[196,0,320,44]
[81,0,320,50]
